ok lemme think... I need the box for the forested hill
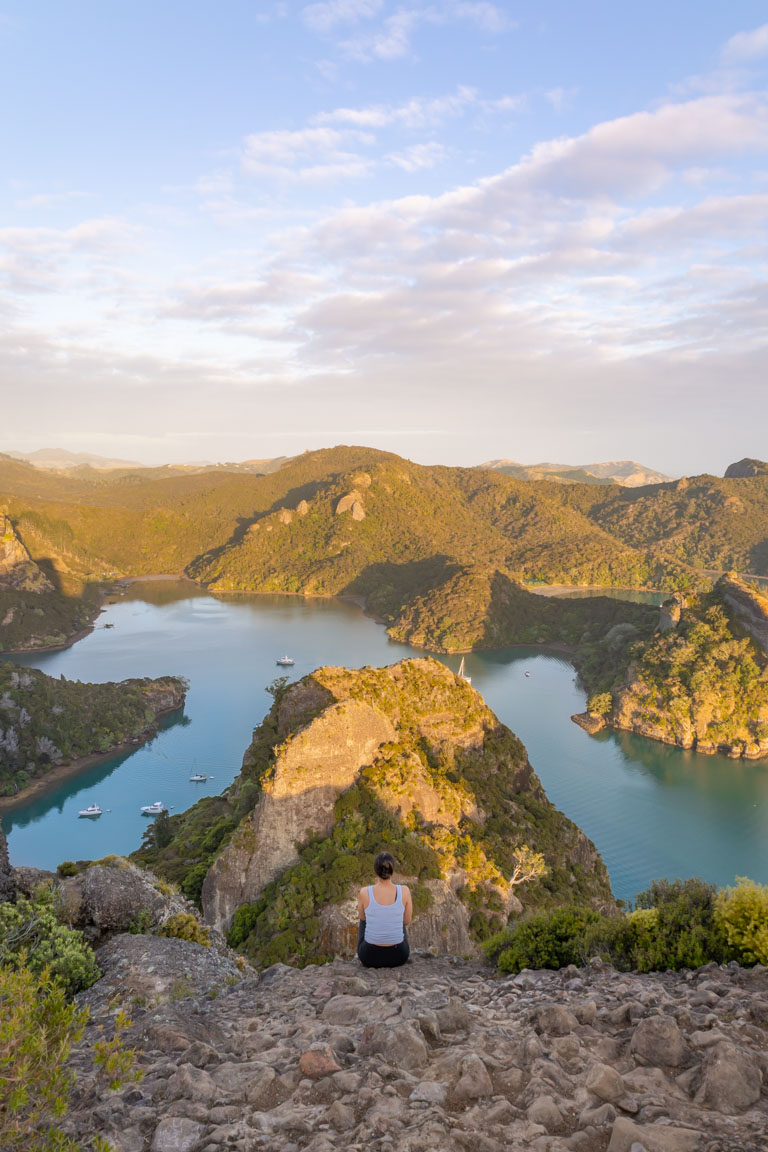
[2,446,768,654]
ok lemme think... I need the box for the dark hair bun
[374,851,396,878]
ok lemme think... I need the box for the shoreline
[0,702,185,814]
[4,573,194,656]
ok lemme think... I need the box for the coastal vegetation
[574,580,768,756]
[0,664,187,797]
[484,876,768,974]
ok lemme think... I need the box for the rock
[76,934,244,1016]
[327,1100,355,1131]
[0,515,53,593]
[80,861,168,932]
[571,712,606,734]
[202,699,395,932]
[150,1118,207,1152]
[629,1015,686,1067]
[536,1004,578,1036]
[527,1094,562,1132]
[453,1053,493,1102]
[0,827,15,902]
[359,1021,429,1070]
[695,1042,762,1113]
[607,1117,703,1152]
[298,1046,342,1079]
[411,1081,448,1105]
[166,1064,218,1106]
[585,1062,625,1102]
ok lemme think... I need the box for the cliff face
[0,515,53,593]
[202,700,396,933]
[195,658,612,964]
[719,572,768,655]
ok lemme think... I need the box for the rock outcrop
[0,514,54,592]
[202,700,396,933]
[192,659,612,960]
[0,825,15,902]
[718,573,768,655]
[724,458,768,478]
[61,943,768,1152]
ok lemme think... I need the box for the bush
[56,861,80,878]
[0,960,142,1151]
[0,960,87,1152]
[0,887,100,996]
[157,912,211,947]
[484,908,601,973]
[629,878,727,971]
[714,877,768,964]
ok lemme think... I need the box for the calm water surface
[3,581,767,902]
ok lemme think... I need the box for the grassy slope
[3,448,768,656]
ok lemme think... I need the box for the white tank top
[364,884,404,945]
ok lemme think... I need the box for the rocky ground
[65,938,768,1152]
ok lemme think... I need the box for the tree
[509,845,548,889]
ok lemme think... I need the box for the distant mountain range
[4,449,293,475]
[5,448,673,488]
[478,459,673,487]
[6,448,146,470]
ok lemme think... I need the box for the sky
[1,2,767,475]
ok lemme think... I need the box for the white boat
[140,801,167,815]
[78,803,102,818]
[458,657,471,684]
[276,655,295,666]
[189,773,207,782]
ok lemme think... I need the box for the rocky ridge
[62,934,768,1152]
[0,513,53,592]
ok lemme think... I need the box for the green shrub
[714,877,768,964]
[0,887,100,996]
[56,861,80,878]
[629,878,727,971]
[157,912,211,947]
[0,960,88,1152]
[484,908,601,973]
[0,960,141,1151]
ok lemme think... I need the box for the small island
[0,663,187,802]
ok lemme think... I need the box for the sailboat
[458,657,471,684]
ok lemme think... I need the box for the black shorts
[356,920,410,968]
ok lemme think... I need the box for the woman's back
[363,884,404,945]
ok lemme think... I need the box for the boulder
[695,1042,763,1113]
[629,1014,686,1067]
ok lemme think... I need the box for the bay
[3,580,767,902]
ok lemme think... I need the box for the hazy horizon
[2,2,767,475]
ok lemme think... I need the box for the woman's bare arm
[402,885,413,926]
[357,888,369,920]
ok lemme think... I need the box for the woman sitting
[357,851,412,968]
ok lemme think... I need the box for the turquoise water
[3,581,767,902]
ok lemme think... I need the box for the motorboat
[457,657,471,684]
[189,773,207,782]
[78,804,102,818]
[276,655,295,666]
[140,801,167,815]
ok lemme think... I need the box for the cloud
[242,125,375,181]
[722,22,768,62]
[302,0,384,34]
[337,1,510,62]
[386,141,446,170]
